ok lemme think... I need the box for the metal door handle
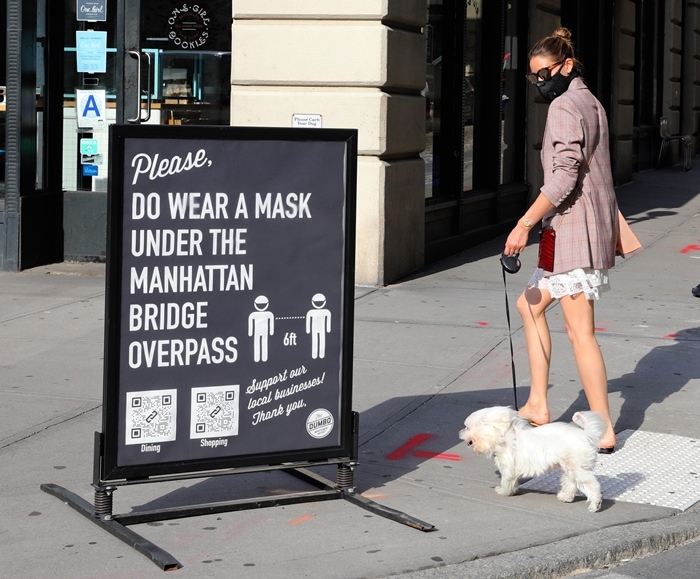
[141,52,152,123]
[127,50,152,123]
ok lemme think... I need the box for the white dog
[459,406,605,512]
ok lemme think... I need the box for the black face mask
[536,69,578,102]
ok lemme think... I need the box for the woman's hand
[504,194,554,256]
[504,223,531,256]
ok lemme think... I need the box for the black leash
[500,253,521,410]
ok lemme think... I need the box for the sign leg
[342,491,436,532]
[40,483,182,571]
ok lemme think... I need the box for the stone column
[231,1,427,286]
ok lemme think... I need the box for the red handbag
[537,226,556,271]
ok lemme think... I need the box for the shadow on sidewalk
[561,326,700,434]
[109,328,700,515]
[616,165,699,217]
[115,388,521,514]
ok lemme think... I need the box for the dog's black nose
[467,440,473,446]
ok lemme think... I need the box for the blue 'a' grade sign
[100,125,357,482]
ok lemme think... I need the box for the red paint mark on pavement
[680,244,700,254]
[413,451,461,461]
[386,433,432,460]
[477,321,489,327]
[595,327,606,332]
[288,514,314,526]
[387,433,461,461]
[664,333,678,339]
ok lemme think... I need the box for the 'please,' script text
[131,149,211,185]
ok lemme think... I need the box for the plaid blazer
[539,77,619,276]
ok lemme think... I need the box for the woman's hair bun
[552,27,573,43]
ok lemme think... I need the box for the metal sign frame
[99,124,358,484]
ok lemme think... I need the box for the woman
[503,28,618,452]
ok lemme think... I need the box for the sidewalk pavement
[1,164,700,579]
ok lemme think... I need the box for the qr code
[125,389,178,445]
[190,385,240,439]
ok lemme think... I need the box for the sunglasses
[525,60,564,84]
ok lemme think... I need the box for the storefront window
[423,0,482,199]
[61,0,231,193]
[500,3,518,185]
[61,0,116,193]
[462,0,480,192]
[36,5,47,191]
[423,1,442,199]
[0,8,6,201]
[0,4,45,200]
[141,1,231,125]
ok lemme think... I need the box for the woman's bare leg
[559,293,616,448]
[516,286,555,425]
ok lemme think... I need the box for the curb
[383,506,700,578]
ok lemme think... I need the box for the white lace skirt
[528,267,610,300]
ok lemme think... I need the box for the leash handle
[502,267,519,410]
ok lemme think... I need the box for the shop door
[61,0,231,261]
[119,0,231,127]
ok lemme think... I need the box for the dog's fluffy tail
[572,411,606,444]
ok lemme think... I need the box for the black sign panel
[101,125,357,482]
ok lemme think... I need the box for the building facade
[1,0,698,284]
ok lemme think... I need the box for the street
[569,536,700,578]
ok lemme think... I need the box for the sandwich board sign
[100,125,358,481]
[41,125,433,570]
